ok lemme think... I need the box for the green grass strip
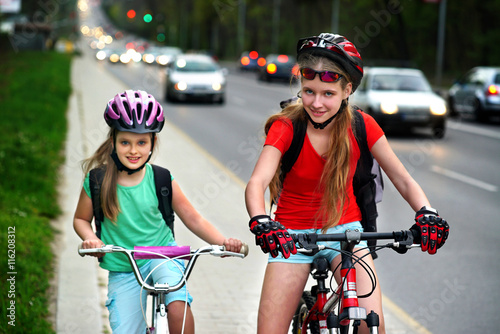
[0,50,71,334]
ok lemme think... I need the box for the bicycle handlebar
[291,229,420,253]
[78,243,249,293]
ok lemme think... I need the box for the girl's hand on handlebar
[413,206,449,255]
[81,238,105,258]
[249,215,296,259]
[223,238,243,254]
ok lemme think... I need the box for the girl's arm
[171,180,242,252]
[370,135,431,211]
[73,188,104,255]
[245,145,282,217]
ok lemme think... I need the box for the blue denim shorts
[268,221,368,264]
[106,258,193,334]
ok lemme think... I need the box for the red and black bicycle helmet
[297,33,364,92]
[104,90,164,133]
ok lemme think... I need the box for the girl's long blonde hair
[266,55,355,231]
[82,128,120,222]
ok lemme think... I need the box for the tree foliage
[12,0,499,83]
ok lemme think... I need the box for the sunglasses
[300,68,343,82]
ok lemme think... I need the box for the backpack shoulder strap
[89,166,105,239]
[280,117,307,183]
[152,164,175,237]
[353,108,373,186]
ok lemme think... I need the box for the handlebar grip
[240,243,249,257]
[410,227,421,244]
[78,243,85,257]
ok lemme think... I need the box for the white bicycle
[79,243,248,333]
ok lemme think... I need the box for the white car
[350,67,447,138]
[164,54,227,104]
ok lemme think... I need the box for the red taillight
[486,84,499,96]
[241,56,250,66]
[257,57,266,67]
[249,51,258,59]
[277,54,289,63]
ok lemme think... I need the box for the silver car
[165,54,226,104]
[350,67,447,138]
[448,66,500,122]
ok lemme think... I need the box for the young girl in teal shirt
[74,90,242,334]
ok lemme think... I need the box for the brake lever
[294,233,321,255]
[391,230,416,254]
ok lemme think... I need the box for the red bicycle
[290,229,419,334]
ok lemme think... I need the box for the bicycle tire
[291,291,319,334]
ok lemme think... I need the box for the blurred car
[258,54,299,82]
[447,66,500,122]
[164,54,227,103]
[350,67,447,138]
[143,46,182,66]
[239,51,266,71]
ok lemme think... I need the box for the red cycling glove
[249,215,297,259]
[412,206,449,255]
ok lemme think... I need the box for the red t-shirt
[265,111,384,229]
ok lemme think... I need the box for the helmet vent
[136,103,143,124]
[123,102,133,123]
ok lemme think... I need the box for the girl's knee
[168,301,191,317]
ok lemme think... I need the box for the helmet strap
[305,99,347,130]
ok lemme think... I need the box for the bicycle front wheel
[291,291,319,334]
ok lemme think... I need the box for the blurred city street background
[1,0,500,333]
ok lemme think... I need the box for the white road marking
[431,165,498,192]
[447,120,500,140]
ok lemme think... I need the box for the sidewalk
[54,45,430,333]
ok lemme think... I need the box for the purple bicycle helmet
[296,33,364,92]
[104,90,164,133]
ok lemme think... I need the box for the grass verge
[0,49,72,333]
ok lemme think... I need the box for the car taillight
[486,84,499,96]
[241,56,250,66]
[249,51,259,59]
[257,57,266,67]
[277,54,289,63]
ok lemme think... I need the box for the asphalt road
[99,58,500,333]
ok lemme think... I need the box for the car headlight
[380,102,398,114]
[430,102,447,115]
[174,82,187,91]
[96,51,106,61]
[212,82,222,91]
[109,53,120,63]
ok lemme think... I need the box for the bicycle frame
[79,244,247,334]
[292,229,417,334]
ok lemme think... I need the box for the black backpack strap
[352,109,379,258]
[272,117,307,209]
[89,167,105,239]
[152,164,175,237]
[280,117,307,182]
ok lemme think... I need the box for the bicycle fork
[333,240,379,334]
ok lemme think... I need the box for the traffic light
[127,9,136,19]
[143,14,152,23]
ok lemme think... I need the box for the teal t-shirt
[84,164,175,272]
